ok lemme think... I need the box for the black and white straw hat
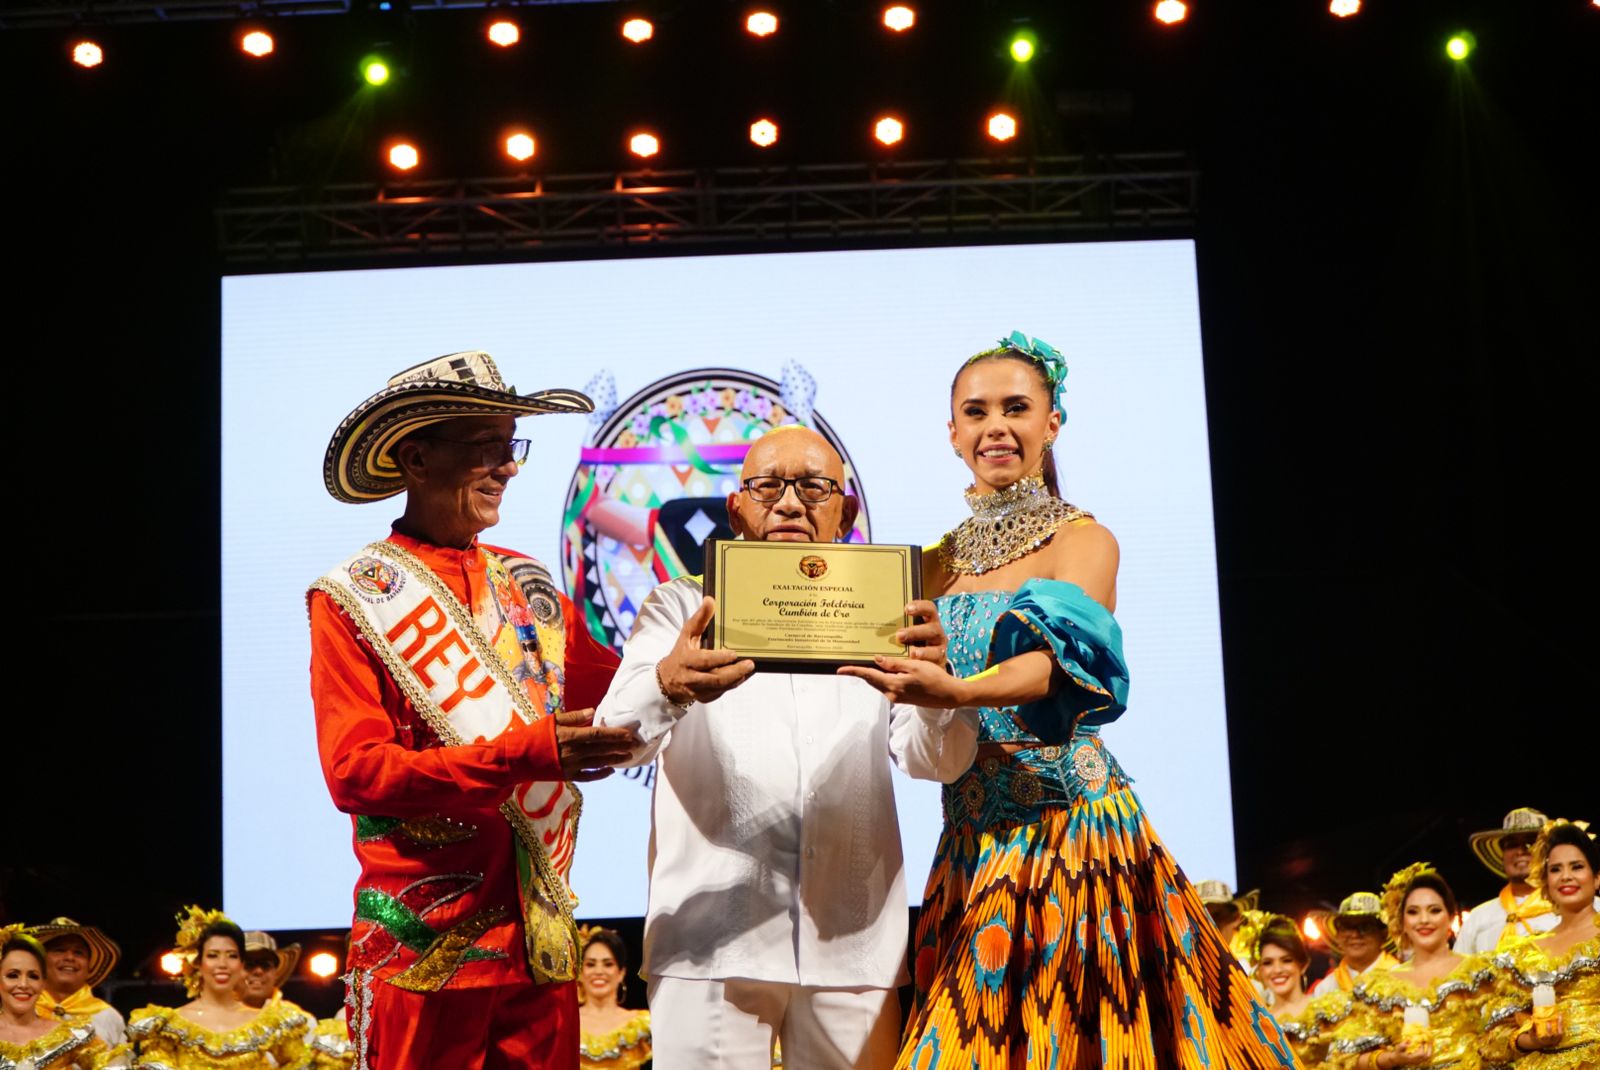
[1468,807,1550,879]
[323,351,593,503]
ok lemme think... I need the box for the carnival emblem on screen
[561,364,870,652]
[347,556,405,603]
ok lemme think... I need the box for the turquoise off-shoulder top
[936,578,1130,744]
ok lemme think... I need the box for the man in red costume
[308,351,632,1070]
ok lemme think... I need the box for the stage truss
[1,0,613,29]
[217,154,1197,266]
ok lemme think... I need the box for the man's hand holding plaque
[655,595,756,706]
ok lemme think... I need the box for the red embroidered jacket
[309,530,619,990]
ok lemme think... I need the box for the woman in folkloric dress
[0,925,117,1070]
[1478,820,1600,1069]
[1323,866,1494,1070]
[844,332,1298,1070]
[1251,914,1352,1069]
[576,929,650,1070]
[124,908,311,1070]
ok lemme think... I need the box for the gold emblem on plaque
[797,554,828,579]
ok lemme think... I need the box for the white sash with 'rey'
[310,540,579,981]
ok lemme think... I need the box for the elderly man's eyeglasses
[421,436,532,468]
[740,476,841,503]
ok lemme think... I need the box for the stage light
[873,116,903,146]
[309,952,340,979]
[362,57,391,86]
[883,5,915,32]
[986,111,1017,142]
[1301,915,1323,942]
[1009,33,1035,63]
[387,142,420,171]
[71,40,103,68]
[1329,0,1360,16]
[622,17,654,43]
[1446,33,1474,61]
[629,132,660,158]
[1154,0,1188,25]
[487,20,519,47]
[746,11,778,37]
[159,952,183,976]
[505,132,536,162]
[240,31,274,57]
[749,119,779,147]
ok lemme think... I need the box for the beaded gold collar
[941,470,1091,575]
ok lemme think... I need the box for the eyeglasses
[421,436,532,468]
[740,475,841,503]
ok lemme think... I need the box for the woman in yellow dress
[577,929,650,1070]
[125,908,311,1070]
[1478,820,1599,1068]
[1326,865,1494,1070]
[0,926,114,1069]
[1251,915,1350,1068]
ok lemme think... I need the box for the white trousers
[647,975,900,1070]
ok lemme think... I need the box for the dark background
[5,0,1594,1011]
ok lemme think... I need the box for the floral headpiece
[1002,330,1069,422]
[1248,913,1307,970]
[173,905,234,997]
[0,922,30,949]
[969,330,1070,423]
[1380,862,1442,949]
[1530,818,1595,898]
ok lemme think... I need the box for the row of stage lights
[380,110,1021,172]
[62,0,1544,71]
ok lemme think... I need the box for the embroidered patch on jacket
[347,556,406,603]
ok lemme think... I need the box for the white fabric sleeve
[91,1006,127,1047]
[887,701,979,783]
[596,580,697,767]
[1453,909,1492,955]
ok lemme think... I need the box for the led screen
[221,240,1233,926]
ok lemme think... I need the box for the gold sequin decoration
[387,906,508,993]
[961,778,987,815]
[1010,770,1044,807]
[396,816,477,846]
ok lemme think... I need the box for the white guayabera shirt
[597,576,979,989]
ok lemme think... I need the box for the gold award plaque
[702,539,923,673]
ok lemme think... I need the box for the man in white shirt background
[1455,806,1597,954]
[597,425,979,1070]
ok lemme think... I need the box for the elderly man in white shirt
[597,425,978,1070]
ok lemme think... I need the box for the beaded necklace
[941,470,1092,575]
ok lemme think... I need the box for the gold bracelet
[654,660,691,712]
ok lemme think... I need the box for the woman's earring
[952,445,963,457]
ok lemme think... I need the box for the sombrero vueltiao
[1195,881,1261,912]
[1468,807,1549,879]
[324,351,593,504]
[1312,891,1387,942]
[30,917,121,990]
[241,931,301,991]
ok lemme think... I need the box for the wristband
[655,661,692,713]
